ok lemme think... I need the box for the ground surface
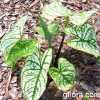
[0,0,100,100]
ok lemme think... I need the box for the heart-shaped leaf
[69,9,97,25]
[0,16,28,59]
[65,24,100,57]
[6,39,37,68]
[42,1,72,21]
[41,1,96,25]
[49,58,76,91]
[21,48,52,100]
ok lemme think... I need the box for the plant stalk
[54,32,65,66]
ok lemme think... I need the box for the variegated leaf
[42,1,72,21]
[65,24,100,57]
[49,58,76,91]
[6,39,37,68]
[0,16,28,59]
[21,48,52,100]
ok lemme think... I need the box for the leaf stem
[54,32,65,67]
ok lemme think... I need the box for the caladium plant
[6,39,37,68]
[0,16,38,68]
[39,0,100,57]
[64,24,100,57]
[0,0,100,100]
[21,48,52,100]
[49,58,76,91]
